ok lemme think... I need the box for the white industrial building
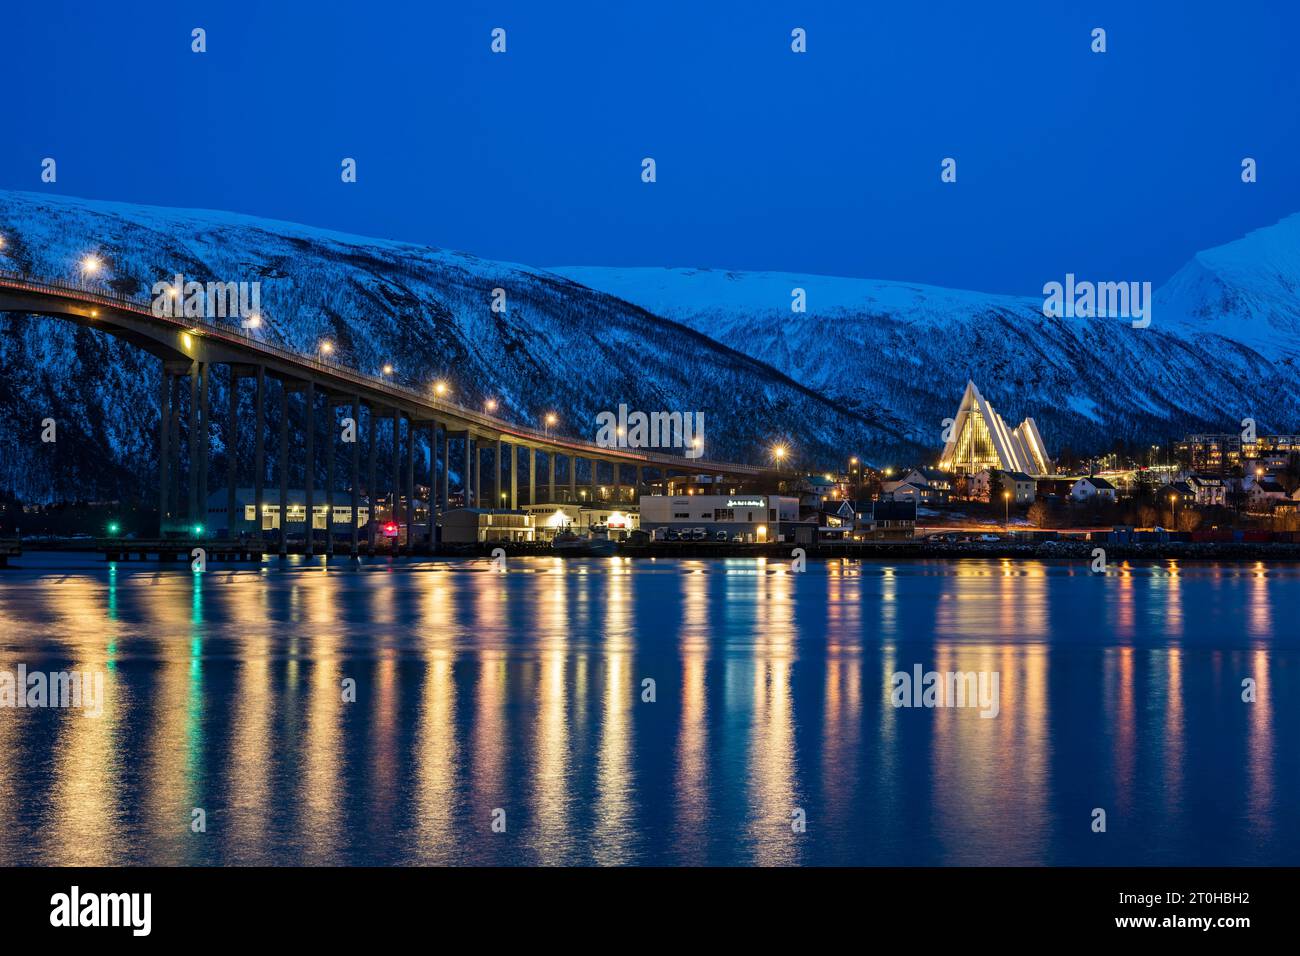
[638,494,800,542]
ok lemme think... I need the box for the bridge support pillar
[279,385,289,557]
[198,362,210,529]
[304,382,315,557]
[569,455,576,503]
[510,444,518,510]
[158,364,171,535]
[528,447,536,506]
[442,426,451,514]
[326,399,336,557]
[226,369,239,538]
[253,366,265,543]
[405,416,415,548]
[391,408,400,549]
[351,396,361,556]
[187,361,199,522]
[612,461,622,505]
[548,451,555,504]
[426,422,437,546]
[495,439,503,508]
[471,433,480,508]
[366,404,377,552]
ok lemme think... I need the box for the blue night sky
[5,1,1298,295]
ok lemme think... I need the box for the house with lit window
[1070,476,1117,502]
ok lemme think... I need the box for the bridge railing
[0,270,765,474]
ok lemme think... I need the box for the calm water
[0,553,1296,866]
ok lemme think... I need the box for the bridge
[0,272,771,556]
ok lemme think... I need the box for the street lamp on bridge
[317,340,334,363]
[433,380,449,398]
[80,254,102,282]
[485,398,498,415]
[544,412,557,436]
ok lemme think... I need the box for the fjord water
[0,554,1295,866]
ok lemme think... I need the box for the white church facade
[938,381,1054,477]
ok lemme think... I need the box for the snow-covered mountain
[0,191,917,503]
[2,190,1298,505]
[557,218,1300,459]
[1156,213,1300,360]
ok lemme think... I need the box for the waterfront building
[205,488,370,535]
[863,500,917,540]
[440,508,534,543]
[937,381,1053,476]
[638,493,800,542]
[521,503,639,540]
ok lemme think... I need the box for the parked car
[691,527,707,541]
[665,529,679,541]
[977,534,1001,542]
[715,530,728,541]
[732,533,745,543]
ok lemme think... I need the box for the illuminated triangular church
[938,381,1053,476]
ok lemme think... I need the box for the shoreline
[5,541,1300,568]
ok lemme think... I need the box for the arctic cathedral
[938,381,1054,476]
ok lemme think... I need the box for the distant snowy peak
[1156,213,1300,358]
[559,213,1300,359]
[551,265,1041,325]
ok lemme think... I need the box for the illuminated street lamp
[485,398,498,414]
[545,412,557,436]
[380,363,393,377]
[80,254,102,282]
[317,340,334,363]
[1003,490,1011,526]
[433,380,449,398]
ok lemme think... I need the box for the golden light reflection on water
[672,565,711,863]
[592,561,635,864]
[530,569,572,860]
[0,557,1296,865]
[744,569,799,866]
[299,571,343,865]
[1246,647,1273,841]
[225,575,273,862]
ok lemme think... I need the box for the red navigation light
[384,522,397,532]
